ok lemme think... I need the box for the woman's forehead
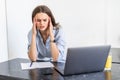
[35,13,49,19]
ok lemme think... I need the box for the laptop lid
[59,45,111,76]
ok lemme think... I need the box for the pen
[30,61,33,67]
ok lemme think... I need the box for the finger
[33,18,36,24]
[49,18,52,25]
[49,18,53,27]
[33,18,37,28]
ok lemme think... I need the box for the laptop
[55,45,111,76]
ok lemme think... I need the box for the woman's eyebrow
[37,19,41,21]
[37,18,47,20]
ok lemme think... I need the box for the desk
[0,58,119,80]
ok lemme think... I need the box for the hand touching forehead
[35,13,49,22]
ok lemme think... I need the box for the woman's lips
[40,26,44,29]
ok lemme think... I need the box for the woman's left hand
[48,18,54,41]
[49,18,53,34]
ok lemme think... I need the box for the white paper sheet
[21,62,54,70]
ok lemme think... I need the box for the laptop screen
[56,45,111,76]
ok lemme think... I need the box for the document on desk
[21,62,54,70]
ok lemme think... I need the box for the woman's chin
[39,28,46,32]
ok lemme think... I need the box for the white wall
[6,0,106,59]
[6,0,32,59]
[107,0,120,48]
[4,0,120,59]
[0,0,8,62]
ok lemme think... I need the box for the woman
[27,5,66,62]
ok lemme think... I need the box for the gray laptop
[55,45,111,76]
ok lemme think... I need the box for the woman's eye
[43,19,47,22]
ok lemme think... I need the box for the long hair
[32,5,59,28]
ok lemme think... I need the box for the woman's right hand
[32,17,37,36]
[29,17,37,61]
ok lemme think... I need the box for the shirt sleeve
[27,29,32,54]
[55,27,66,62]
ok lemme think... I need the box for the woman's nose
[40,21,44,25]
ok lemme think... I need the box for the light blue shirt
[27,27,66,62]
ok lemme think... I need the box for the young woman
[27,5,66,62]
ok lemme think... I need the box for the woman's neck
[39,30,49,44]
[40,29,49,36]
